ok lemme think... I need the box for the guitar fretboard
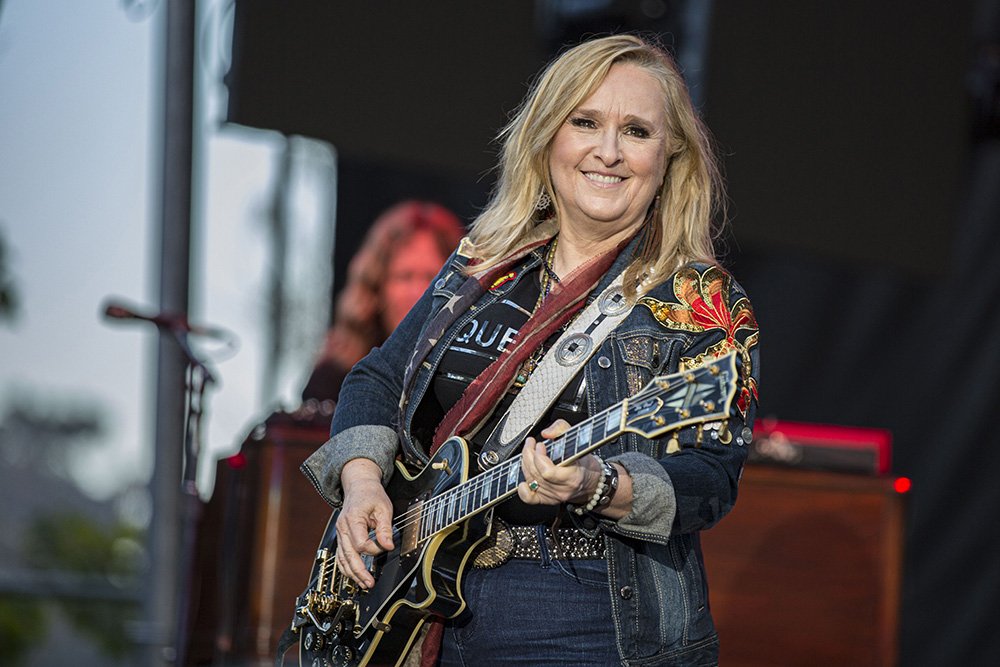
[403,353,736,543]
[414,402,628,542]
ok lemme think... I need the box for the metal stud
[556,333,593,366]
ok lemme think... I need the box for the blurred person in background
[301,200,465,403]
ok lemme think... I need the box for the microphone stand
[169,328,215,667]
[103,300,231,663]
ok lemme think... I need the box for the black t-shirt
[429,262,588,524]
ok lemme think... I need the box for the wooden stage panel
[243,427,333,662]
[186,408,335,666]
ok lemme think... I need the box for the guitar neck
[410,353,736,543]
[414,400,628,542]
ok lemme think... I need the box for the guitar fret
[492,471,503,499]
[551,436,565,462]
[484,476,495,504]
[506,462,520,489]
[427,499,437,533]
[477,475,489,509]
[435,497,445,529]
[448,494,456,524]
[467,482,478,513]
[590,418,606,446]
[605,406,622,438]
[577,421,592,455]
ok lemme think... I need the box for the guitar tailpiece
[303,607,333,634]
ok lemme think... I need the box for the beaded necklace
[513,237,561,387]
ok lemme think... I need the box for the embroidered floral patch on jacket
[638,265,759,419]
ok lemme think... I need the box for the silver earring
[535,190,552,211]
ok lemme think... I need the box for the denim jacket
[303,232,760,666]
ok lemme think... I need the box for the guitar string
[389,392,633,537]
[386,362,730,541]
[396,383,691,539]
[389,411,604,539]
[388,372,715,541]
[387,376,682,539]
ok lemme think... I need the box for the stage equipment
[183,403,335,666]
[749,419,892,476]
[702,465,907,666]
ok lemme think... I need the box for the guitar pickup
[400,504,420,554]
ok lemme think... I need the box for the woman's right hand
[335,458,395,589]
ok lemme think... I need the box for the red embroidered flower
[639,266,759,419]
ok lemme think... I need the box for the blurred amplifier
[749,419,892,475]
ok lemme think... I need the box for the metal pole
[144,1,196,664]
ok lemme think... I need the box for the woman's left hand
[517,419,603,506]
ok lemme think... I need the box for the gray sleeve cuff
[300,424,398,507]
[606,451,677,542]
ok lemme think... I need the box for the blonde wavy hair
[468,34,724,294]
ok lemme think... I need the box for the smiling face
[548,62,669,242]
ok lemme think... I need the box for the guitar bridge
[296,544,362,637]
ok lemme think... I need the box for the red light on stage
[893,477,911,494]
[226,452,248,469]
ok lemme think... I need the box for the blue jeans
[438,557,619,666]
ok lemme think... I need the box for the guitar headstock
[623,352,738,439]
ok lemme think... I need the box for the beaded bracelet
[572,455,618,515]
[597,461,620,509]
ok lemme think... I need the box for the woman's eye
[569,116,597,129]
[624,125,650,138]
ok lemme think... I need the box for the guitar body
[296,436,492,667]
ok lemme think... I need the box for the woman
[301,200,465,403]
[303,35,759,666]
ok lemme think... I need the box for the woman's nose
[594,128,623,166]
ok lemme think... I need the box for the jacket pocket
[615,332,679,396]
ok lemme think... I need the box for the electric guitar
[281,352,738,667]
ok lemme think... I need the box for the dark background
[224,1,1000,664]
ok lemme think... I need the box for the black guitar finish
[287,353,738,667]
